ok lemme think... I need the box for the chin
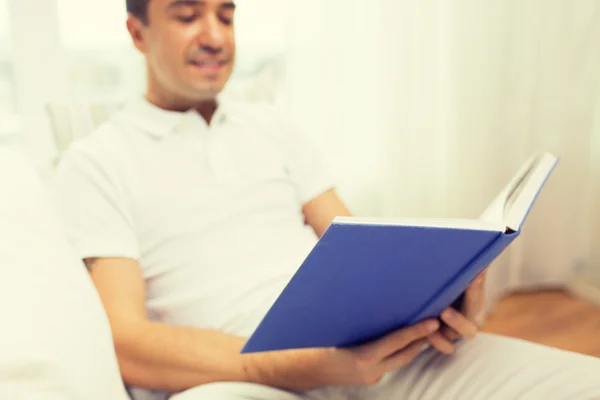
[191,83,226,100]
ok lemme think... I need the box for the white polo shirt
[52,98,333,338]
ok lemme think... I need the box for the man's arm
[86,257,249,392]
[302,189,352,237]
[86,257,440,392]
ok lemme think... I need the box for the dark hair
[127,0,150,24]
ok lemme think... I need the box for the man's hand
[427,272,487,355]
[242,319,440,390]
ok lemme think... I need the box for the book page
[502,157,540,222]
[478,153,541,225]
[333,216,502,231]
[503,153,558,231]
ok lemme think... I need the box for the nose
[198,14,226,53]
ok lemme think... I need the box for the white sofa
[0,144,131,399]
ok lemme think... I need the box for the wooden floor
[483,290,600,357]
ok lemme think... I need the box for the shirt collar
[120,96,231,139]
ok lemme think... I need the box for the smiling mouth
[189,59,228,72]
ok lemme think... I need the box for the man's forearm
[115,321,249,392]
[115,321,324,393]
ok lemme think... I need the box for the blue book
[241,152,559,354]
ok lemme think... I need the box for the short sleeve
[273,108,335,204]
[51,148,139,261]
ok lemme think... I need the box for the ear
[126,14,148,53]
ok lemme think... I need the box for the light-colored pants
[171,334,600,400]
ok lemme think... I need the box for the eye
[219,15,233,25]
[219,9,234,26]
[177,14,198,23]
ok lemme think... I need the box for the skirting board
[567,277,600,307]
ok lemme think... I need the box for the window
[0,0,18,135]
[57,0,145,101]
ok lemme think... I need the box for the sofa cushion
[0,144,130,399]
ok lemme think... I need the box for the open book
[241,152,559,354]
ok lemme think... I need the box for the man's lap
[171,333,600,400]
[368,332,600,399]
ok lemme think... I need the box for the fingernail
[442,309,455,319]
[426,320,440,332]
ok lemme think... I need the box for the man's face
[129,0,236,104]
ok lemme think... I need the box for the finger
[358,319,439,362]
[377,320,440,359]
[427,331,455,354]
[440,308,478,339]
[440,325,459,342]
[464,277,486,323]
[378,338,428,373]
[473,270,487,285]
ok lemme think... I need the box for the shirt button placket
[206,125,238,183]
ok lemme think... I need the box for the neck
[145,74,219,124]
[195,101,219,125]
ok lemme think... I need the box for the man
[53,0,600,399]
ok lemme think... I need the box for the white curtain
[284,0,600,310]
[587,88,600,287]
